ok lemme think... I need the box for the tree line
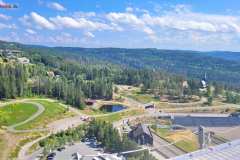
[0,49,228,108]
[39,120,156,160]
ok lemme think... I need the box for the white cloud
[26,28,36,34]
[106,12,144,27]
[14,5,240,50]
[30,12,55,30]
[106,12,157,41]
[106,6,240,44]
[47,2,66,11]
[141,5,240,34]
[0,23,16,30]
[50,16,114,31]
[0,14,11,20]
[84,31,95,38]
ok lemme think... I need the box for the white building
[17,57,30,64]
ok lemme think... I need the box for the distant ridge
[1,40,240,86]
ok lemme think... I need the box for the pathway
[6,102,45,133]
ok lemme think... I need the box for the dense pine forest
[20,45,240,87]
[0,40,238,108]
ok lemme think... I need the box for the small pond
[100,104,127,112]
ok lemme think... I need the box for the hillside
[1,41,240,86]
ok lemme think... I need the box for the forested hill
[2,41,240,86]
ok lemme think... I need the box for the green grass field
[96,109,145,122]
[119,87,158,103]
[16,100,72,130]
[0,103,38,126]
[80,108,106,115]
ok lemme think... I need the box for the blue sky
[1,0,240,51]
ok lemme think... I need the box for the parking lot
[54,141,102,160]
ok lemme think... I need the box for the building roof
[131,124,152,138]
[172,139,240,160]
[172,116,240,127]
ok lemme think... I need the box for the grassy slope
[96,109,145,122]
[153,128,199,152]
[0,134,5,160]
[16,100,72,130]
[0,103,38,126]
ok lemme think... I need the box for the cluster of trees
[225,91,240,104]
[87,119,138,152]
[0,63,27,99]
[39,124,86,154]
[22,46,240,87]
[39,120,156,160]
[0,44,231,108]
[0,56,113,108]
[0,51,190,108]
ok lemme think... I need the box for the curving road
[18,115,85,160]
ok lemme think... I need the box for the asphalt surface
[54,142,100,160]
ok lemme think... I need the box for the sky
[1,0,240,51]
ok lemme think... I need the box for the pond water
[100,104,127,112]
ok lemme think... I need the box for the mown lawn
[127,93,156,103]
[16,100,72,130]
[120,87,157,103]
[0,103,38,126]
[96,109,145,122]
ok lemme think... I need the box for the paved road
[162,103,240,112]
[18,115,86,160]
[18,134,49,160]
[158,112,230,118]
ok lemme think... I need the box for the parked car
[57,147,65,152]
[72,152,82,160]
[47,152,56,160]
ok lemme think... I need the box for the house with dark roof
[128,123,153,145]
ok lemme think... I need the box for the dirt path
[17,134,50,160]
[6,102,45,133]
